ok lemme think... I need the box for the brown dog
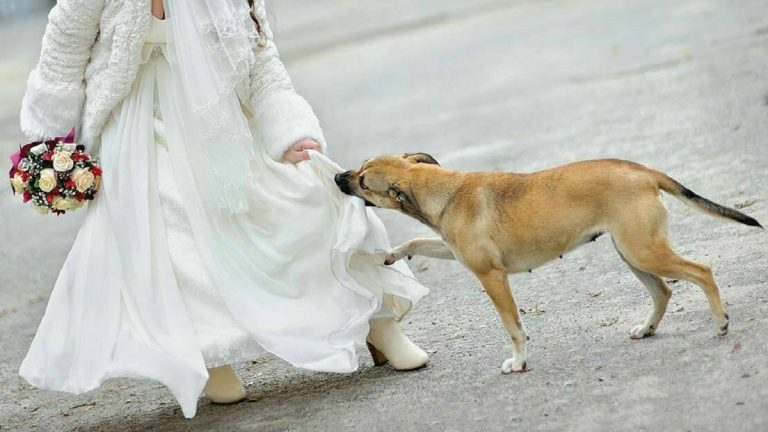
[334,153,762,373]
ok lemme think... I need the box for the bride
[18,0,429,418]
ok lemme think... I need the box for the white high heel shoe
[366,317,429,370]
[204,365,247,404]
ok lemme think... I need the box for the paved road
[1,1,767,430]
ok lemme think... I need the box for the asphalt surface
[1,1,767,431]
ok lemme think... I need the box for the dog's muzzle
[335,171,376,206]
[334,171,353,195]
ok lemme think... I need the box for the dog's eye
[359,175,368,190]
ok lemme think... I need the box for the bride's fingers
[285,145,316,163]
[298,142,321,152]
[293,139,319,151]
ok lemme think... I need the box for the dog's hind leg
[475,269,528,373]
[612,240,672,339]
[637,248,727,335]
[611,199,729,336]
[385,238,456,265]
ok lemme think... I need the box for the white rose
[60,144,76,153]
[53,151,74,172]
[71,168,96,193]
[30,143,48,155]
[51,196,70,211]
[38,168,57,193]
[33,205,50,215]
[66,197,83,210]
[17,158,30,172]
[10,173,27,194]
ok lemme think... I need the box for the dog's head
[334,153,440,211]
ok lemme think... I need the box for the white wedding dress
[20,17,428,418]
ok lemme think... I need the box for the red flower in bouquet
[8,128,102,216]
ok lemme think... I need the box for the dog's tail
[655,172,763,228]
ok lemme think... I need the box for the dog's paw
[717,313,729,336]
[383,246,410,265]
[383,252,399,266]
[629,324,656,339]
[501,357,528,374]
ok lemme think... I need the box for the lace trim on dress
[198,13,260,114]
[165,1,262,213]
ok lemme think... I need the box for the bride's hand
[283,139,322,164]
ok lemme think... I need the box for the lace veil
[164,0,260,213]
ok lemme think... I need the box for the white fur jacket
[19,0,325,161]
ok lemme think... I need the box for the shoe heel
[366,342,389,366]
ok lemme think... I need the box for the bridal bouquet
[8,129,101,215]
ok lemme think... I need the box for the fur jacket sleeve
[248,2,327,161]
[20,0,325,161]
[19,0,104,141]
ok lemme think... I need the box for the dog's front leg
[475,269,528,373]
[384,237,456,265]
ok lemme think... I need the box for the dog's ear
[403,152,440,166]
